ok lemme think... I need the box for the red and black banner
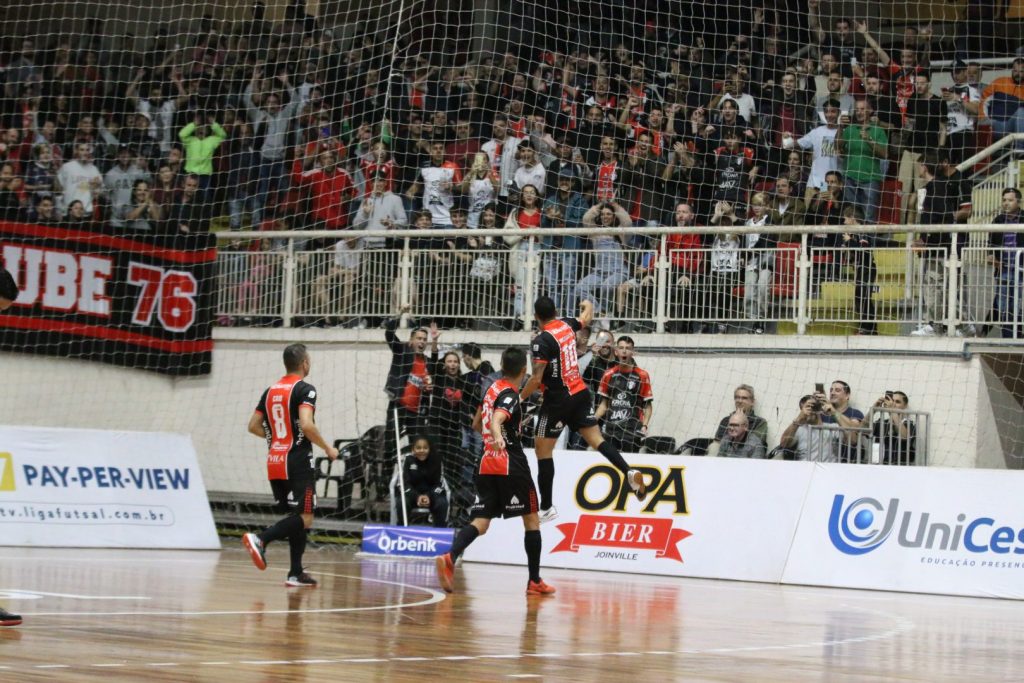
[0,221,216,376]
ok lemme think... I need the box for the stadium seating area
[0,3,1021,337]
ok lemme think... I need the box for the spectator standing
[23,143,57,202]
[178,115,226,193]
[763,72,816,177]
[593,136,621,203]
[245,66,301,227]
[503,185,543,326]
[541,168,588,314]
[841,206,877,335]
[619,131,669,233]
[429,345,478,468]
[461,153,500,229]
[151,164,180,222]
[445,116,481,174]
[481,114,523,211]
[0,163,26,219]
[294,149,357,237]
[513,140,547,198]
[989,188,1024,338]
[596,336,654,453]
[944,60,981,165]
[106,145,150,229]
[708,201,742,333]
[383,315,431,460]
[792,99,841,206]
[899,72,947,224]
[857,22,921,121]
[836,99,888,224]
[55,142,102,216]
[911,153,974,336]
[353,171,407,325]
[125,67,188,155]
[117,179,162,233]
[665,203,708,333]
[814,71,855,123]
[407,140,462,228]
[577,202,631,323]
[770,176,807,226]
[224,121,258,230]
[166,174,208,235]
[742,193,776,334]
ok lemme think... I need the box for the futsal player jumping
[435,347,555,596]
[243,343,338,586]
[519,296,647,522]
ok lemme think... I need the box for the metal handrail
[216,221,1024,242]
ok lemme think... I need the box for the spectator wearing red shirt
[294,148,357,236]
[665,203,708,333]
[445,117,481,173]
[857,22,921,121]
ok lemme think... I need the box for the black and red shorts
[471,470,538,520]
[535,389,598,439]
[270,471,317,515]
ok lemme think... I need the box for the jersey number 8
[270,403,289,439]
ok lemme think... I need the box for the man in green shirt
[836,99,887,224]
[178,115,226,191]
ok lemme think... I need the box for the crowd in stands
[0,3,1021,335]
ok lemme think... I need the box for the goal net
[0,0,1022,537]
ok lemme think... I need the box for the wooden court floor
[1,544,1022,682]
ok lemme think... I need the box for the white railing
[213,226,1024,338]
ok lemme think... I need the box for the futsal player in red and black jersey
[243,343,338,586]
[435,347,554,596]
[0,266,21,626]
[596,336,654,453]
[519,296,647,522]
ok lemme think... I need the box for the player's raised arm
[298,405,339,460]
[578,299,594,328]
[519,360,546,401]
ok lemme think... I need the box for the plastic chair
[676,437,713,456]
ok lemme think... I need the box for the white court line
[20,569,446,617]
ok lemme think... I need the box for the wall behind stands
[0,329,1007,495]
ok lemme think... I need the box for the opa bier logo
[552,465,692,562]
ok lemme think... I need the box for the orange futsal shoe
[627,469,647,500]
[242,532,267,571]
[0,608,22,626]
[526,579,556,596]
[435,553,455,593]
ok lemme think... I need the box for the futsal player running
[435,347,555,596]
[243,343,338,586]
[520,296,647,522]
[0,265,21,626]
